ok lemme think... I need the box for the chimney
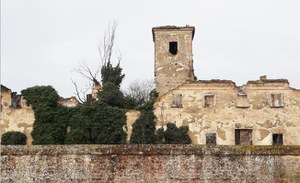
[86,94,92,105]
[260,75,267,81]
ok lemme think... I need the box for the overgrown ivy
[20,61,190,145]
[65,101,126,144]
[101,61,125,87]
[98,82,125,108]
[21,86,68,144]
[21,85,126,145]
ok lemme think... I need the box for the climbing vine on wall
[65,101,126,144]
[21,86,68,144]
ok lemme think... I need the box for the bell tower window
[169,42,178,55]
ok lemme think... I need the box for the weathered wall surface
[154,79,300,145]
[1,88,35,145]
[125,110,141,143]
[58,97,79,108]
[1,145,300,183]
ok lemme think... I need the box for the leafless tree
[123,79,154,105]
[72,21,120,102]
[98,21,121,67]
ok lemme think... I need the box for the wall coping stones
[2,145,300,156]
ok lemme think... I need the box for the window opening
[10,92,22,108]
[204,94,214,108]
[169,42,178,55]
[271,94,283,108]
[206,133,217,145]
[272,134,283,145]
[171,94,183,108]
[235,129,252,145]
[236,94,249,108]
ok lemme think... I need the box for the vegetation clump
[20,57,190,145]
[22,85,126,144]
[158,123,191,144]
[130,91,191,144]
[22,86,73,144]
[1,131,27,145]
[65,101,126,144]
[129,91,157,144]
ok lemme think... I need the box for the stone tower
[152,26,195,95]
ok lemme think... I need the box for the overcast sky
[1,0,300,97]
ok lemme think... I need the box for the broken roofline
[185,77,290,88]
[155,77,294,99]
[152,25,195,42]
[0,84,11,92]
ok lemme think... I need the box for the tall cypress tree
[130,90,158,144]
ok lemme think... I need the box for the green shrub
[155,127,165,144]
[1,131,27,145]
[130,90,158,144]
[65,128,91,144]
[164,123,191,144]
[101,61,125,87]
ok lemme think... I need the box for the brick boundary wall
[1,145,300,182]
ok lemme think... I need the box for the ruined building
[0,85,80,145]
[152,26,300,145]
[1,26,300,146]
[0,85,35,145]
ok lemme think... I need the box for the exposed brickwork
[1,145,300,182]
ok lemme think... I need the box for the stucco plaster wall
[1,90,35,145]
[125,110,141,143]
[154,81,300,145]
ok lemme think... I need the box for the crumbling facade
[153,26,300,145]
[0,85,81,145]
[0,85,35,145]
[0,84,138,145]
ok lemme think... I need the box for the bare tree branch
[71,79,91,103]
[98,21,118,67]
[72,21,119,102]
[72,61,100,85]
